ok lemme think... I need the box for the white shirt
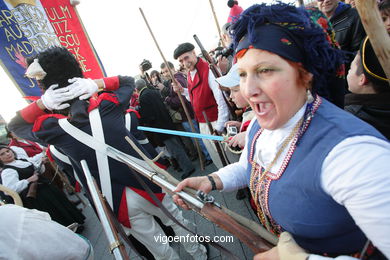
[189,69,229,132]
[1,159,43,193]
[215,104,390,259]
[0,205,91,260]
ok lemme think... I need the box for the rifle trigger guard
[196,190,220,207]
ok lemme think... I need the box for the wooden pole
[139,8,205,171]
[208,0,226,48]
[355,0,390,85]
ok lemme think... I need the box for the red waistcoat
[187,58,218,123]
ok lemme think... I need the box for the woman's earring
[306,89,314,103]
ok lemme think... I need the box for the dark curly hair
[26,47,84,114]
[0,145,17,167]
[27,47,83,91]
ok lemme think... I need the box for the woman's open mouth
[254,102,274,116]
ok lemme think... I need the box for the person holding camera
[217,22,235,76]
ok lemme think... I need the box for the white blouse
[215,104,390,259]
[1,159,43,194]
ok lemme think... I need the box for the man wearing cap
[345,36,390,139]
[173,42,229,169]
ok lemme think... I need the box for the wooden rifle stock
[116,138,278,253]
[355,0,390,84]
[200,203,273,253]
[193,34,238,120]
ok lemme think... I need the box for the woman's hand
[254,232,308,260]
[27,174,39,183]
[225,121,242,129]
[253,247,279,260]
[173,175,225,210]
[227,132,246,148]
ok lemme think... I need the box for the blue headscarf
[231,2,345,96]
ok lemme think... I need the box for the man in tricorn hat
[173,42,229,169]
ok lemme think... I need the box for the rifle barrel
[80,160,127,260]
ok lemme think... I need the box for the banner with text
[0,0,105,97]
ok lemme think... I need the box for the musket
[355,0,390,85]
[113,136,278,254]
[202,111,229,166]
[208,0,226,48]
[139,7,205,171]
[80,160,129,260]
[193,34,238,120]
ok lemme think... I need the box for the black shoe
[189,154,198,161]
[204,159,213,166]
[177,167,183,172]
[181,168,195,179]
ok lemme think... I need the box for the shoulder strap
[89,109,113,208]
[58,114,153,207]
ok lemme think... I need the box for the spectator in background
[217,23,235,76]
[136,79,196,179]
[345,0,356,8]
[161,62,213,166]
[345,36,390,139]
[379,0,390,34]
[306,6,347,107]
[227,0,243,23]
[317,0,365,66]
[173,42,229,169]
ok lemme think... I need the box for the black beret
[360,36,388,86]
[173,42,195,60]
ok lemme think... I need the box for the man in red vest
[173,43,229,168]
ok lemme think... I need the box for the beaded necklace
[249,96,320,233]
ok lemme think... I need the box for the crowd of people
[1,0,390,259]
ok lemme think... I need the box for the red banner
[40,0,105,79]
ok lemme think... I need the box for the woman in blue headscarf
[174,3,390,260]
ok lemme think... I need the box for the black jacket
[138,87,176,141]
[330,2,366,64]
[344,93,390,140]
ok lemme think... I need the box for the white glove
[67,77,98,100]
[41,84,74,110]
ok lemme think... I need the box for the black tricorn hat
[174,42,195,60]
[360,36,389,86]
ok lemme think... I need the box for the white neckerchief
[6,160,32,169]
[254,102,307,173]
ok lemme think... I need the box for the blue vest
[247,98,386,255]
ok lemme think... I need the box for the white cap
[215,63,240,88]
